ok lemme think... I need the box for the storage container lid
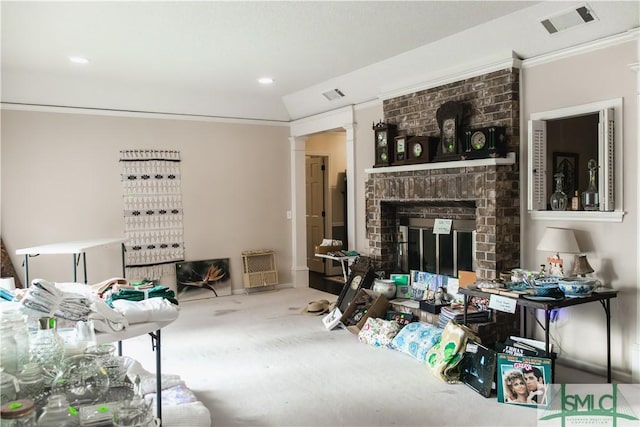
[1,399,35,419]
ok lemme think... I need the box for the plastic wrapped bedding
[111,297,179,324]
[126,359,211,427]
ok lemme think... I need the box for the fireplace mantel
[365,152,516,175]
[365,151,520,279]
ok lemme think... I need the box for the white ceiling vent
[322,88,345,101]
[541,4,597,34]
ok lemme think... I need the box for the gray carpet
[118,287,601,427]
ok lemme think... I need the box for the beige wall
[521,41,638,378]
[1,110,292,291]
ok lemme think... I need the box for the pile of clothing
[13,277,179,333]
[101,280,178,307]
[20,278,92,321]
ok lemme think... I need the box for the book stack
[438,305,491,328]
[495,336,554,358]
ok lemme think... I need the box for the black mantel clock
[372,121,397,167]
[434,101,465,162]
[462,126,507,160]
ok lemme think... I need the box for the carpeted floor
[118,286,606,427]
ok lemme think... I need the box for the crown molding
[289,105,354,137]
[522,28,640,69]
[378,51,522,101]
[0,102,290,127]
[354,98,381,112]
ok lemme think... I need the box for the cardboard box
[458,270,477,286]
[389,298,421,318]
[419,311,440,326]
[314,245,343,254]
[340,289,389,334]
[419,300,450,314]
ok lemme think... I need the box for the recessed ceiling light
[258,77,274,85]
[69,56,89,64]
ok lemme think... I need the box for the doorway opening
[305,131,347,294]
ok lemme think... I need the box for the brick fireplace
[366,68,521,279]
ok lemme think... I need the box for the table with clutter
[458,271,618,383]
[313,239,359,283]
[0,276,211,427]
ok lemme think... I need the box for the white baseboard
[556,357,633,384]
[632,343,640,383]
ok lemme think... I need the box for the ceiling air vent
[322,88,345,101]
[541,4,597,34]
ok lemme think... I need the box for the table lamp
[571,254,594,277]
[536,227,580,276]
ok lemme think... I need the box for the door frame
[289,106,355,287]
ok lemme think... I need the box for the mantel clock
[393,135,408,165]
[462,126,507,160]
[372,121,397,167]
[434,101,465,162]
[406,136,439,165]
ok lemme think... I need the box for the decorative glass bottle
[0,322,18,375]
[36,394,79,427]
[582,158,599,211]
[550,172,568,211]
[0,303,31,374]
[17,363,45,402]
[0,368,18,404]
[29,318,64,385]
[570,191,580,211]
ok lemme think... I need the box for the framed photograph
[410,271,447,301]
[552,152,579,195]
[461,340,497,398]
[176,258,231,298]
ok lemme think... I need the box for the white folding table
[314,253,358,282]
[16,238,175,420]
[16,237,126,286]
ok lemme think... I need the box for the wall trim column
[631,60,640,383]
[343,123,356,250]
[289,136,309,287]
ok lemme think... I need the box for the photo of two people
[497,354,552,408]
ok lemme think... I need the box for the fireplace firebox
[398,218,476,276]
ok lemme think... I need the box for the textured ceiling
[1,1,638,121]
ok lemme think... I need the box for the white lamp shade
[536,227,580,254]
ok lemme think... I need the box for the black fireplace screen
[398,219,475,277]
